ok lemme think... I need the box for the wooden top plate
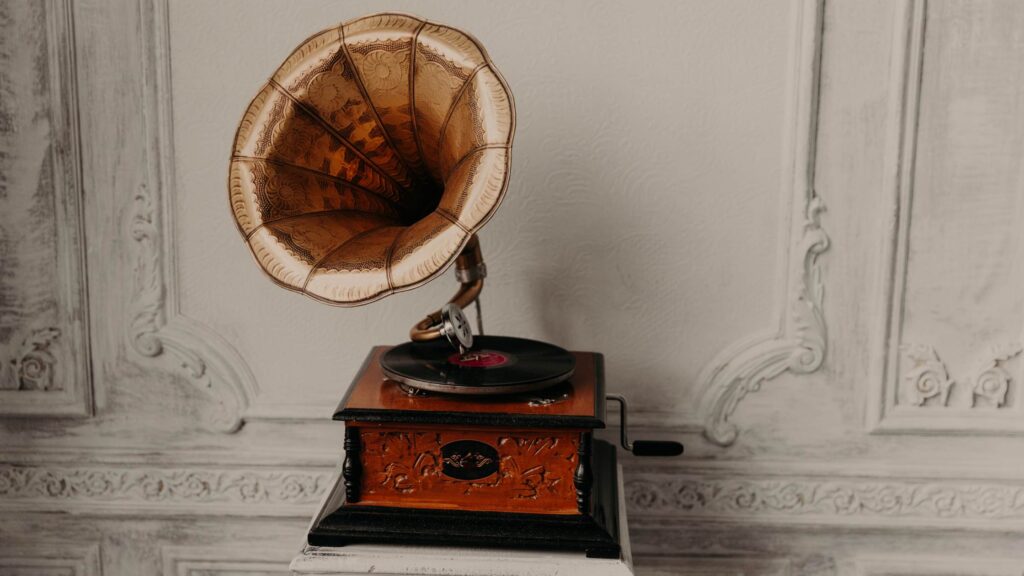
[334,346,606,429]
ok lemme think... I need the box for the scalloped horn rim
[228,13,515,306]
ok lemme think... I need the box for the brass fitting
[410,235,486,342]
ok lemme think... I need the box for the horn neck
[410,234,486,342]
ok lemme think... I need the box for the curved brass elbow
[410,235,486,342]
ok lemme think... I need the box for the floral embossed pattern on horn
[229,13,515,305]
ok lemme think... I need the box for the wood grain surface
[352,424,583,514]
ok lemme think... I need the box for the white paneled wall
[2,0,1024,574]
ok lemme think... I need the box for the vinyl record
[380,335,576,395]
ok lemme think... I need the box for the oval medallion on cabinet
[441,440,500,480]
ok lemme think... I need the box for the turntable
[229,12,681,559]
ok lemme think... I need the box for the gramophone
[229,13,681,559]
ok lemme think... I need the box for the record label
[447,351,512,368]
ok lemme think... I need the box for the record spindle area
[380,335,576,395]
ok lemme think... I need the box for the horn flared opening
[228,13,515,306]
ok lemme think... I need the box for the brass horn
[229,13,514,341]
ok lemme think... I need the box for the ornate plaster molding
[901,344,955,407]
[636,557,793,576]
[854,556,1024,576]
[972,344,1021,408]
[0,327,63,391]
[126,0,257,432]
[0,543,102,576]
[5,459,1024,531]
[0,462,331,517]
[162,546,291,576]
[0,0,92,416]
[625,472,1024,529]
[901,343,1021,408]
[697,0,829,446]
[868,0,1024,433]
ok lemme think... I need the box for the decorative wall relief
[625,470,1024,529]
[0,543,101,576]
[634,557,792,576]
[869,0,1024,433]
[0,0,91,416]
[901,343,1021,409]
[971,344,1021,408]
[5,459,1024,532]
[853,556,1024,576]
[902,345,954,407]
[162,546,290,576]
[0,328,63,391]
[126,0,257,432]
[0,462,331,517]
[696,0,829,446]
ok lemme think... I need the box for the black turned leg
[574,431,592,514]
[343,426,361,503]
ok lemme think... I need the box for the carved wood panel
[356,425,581,514]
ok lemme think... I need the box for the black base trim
[309,440,621,559]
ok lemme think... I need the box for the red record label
[448,350,511,368]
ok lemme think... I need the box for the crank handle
[606,394,684,457]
